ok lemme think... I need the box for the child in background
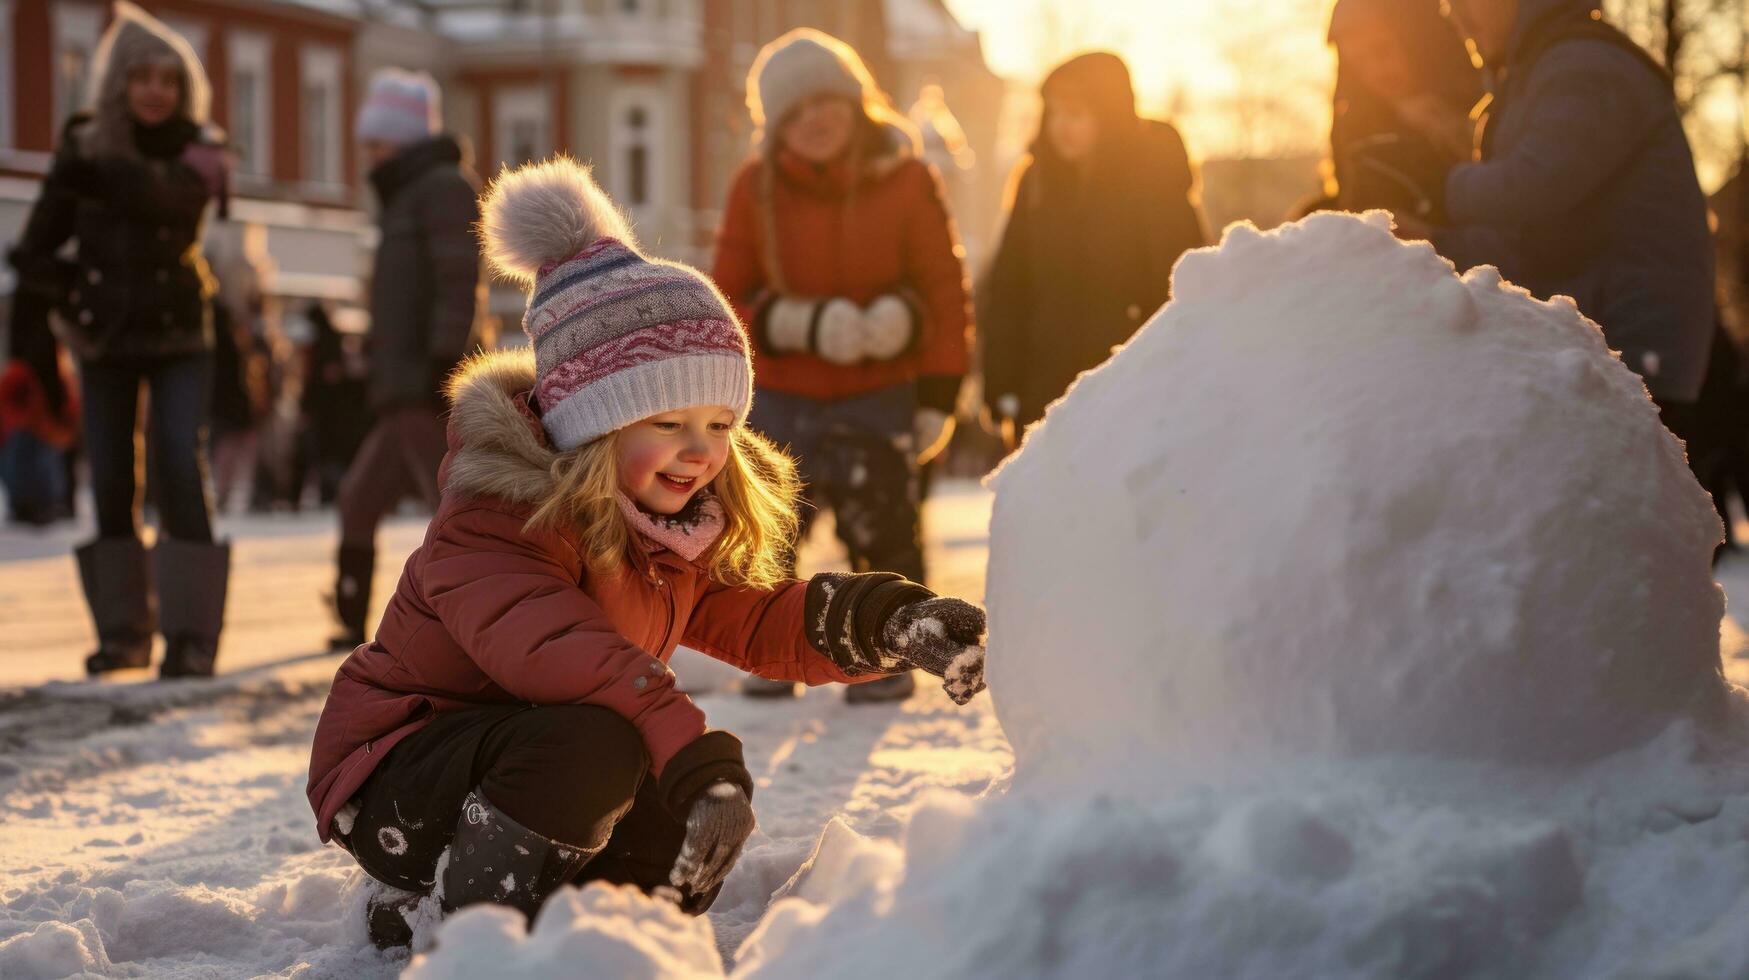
[305,157,988,947]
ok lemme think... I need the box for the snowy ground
[0,482,1008,978]
[6,478,1749,978]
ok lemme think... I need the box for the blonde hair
[526,426,801,590]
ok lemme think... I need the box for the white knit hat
[355,68,440,146]
[747,29,873,137]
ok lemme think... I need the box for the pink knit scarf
[615,491,724,562]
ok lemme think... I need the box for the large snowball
[987,212,1725,796]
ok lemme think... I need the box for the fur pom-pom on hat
[480,155,634,286]
[477,156,752,450]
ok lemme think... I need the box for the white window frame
[299,44,343,190]
[493,85,550,170]
[608,88,664,217]
[227,30,273,179]
[51,2,104,129]
[0,0,15,149]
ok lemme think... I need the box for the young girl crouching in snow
[305,157,987,947]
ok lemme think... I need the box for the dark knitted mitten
[880,596,987,705]
[805,572,988,704]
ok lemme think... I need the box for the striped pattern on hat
[481,157,752,451]
[356,68,441,146]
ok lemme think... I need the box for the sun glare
[944,0,1336,159]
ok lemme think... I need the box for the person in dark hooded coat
[1324,0,1482,220]
[8,2,231,678]
[711,29,974,703]
[979,52,1208,434]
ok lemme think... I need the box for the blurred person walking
[7,3,231,677]
[299,304,370,507]
[1431,0,1713,428]
[327,69,481,650]
[711,29,975,702]
[207,271,271,513]
[978,53,1207,438]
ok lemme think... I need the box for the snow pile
[0,919,115,979]
[989,210,1725,792]
[408,882,724,979]
[723,213,1749,979]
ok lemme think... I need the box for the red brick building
[1,0,1006,309]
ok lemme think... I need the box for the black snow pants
[747,383,924,582]
[338,704,719,915]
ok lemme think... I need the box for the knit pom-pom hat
[480,156,752,451]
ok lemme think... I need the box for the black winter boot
[155,539,230,679]
[845,669,916,704]
[741,675,801,698]
[76,538,156,675]
[442,790,603,921]
[364,885,425,950]
[329,544,374,651]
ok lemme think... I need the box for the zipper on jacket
[648,562,678,656]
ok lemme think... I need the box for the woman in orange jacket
[711,29,975,701]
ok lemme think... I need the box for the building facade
[2,0,370,303]
[1,0,1005,315]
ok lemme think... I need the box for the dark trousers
[748,384,924,582]
[336,407,448,547]
[340,704,718,914]
[79,353,214,542]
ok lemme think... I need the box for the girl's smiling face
[617,406,736,514]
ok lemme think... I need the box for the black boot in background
[76,538,156,674]
[844,669,917,704]
[330,544,374,651]
[155,538,230,679]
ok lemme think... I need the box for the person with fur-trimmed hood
[710,29,974,703]
[306,157,988,947]
[8,2,231,677]
[326,68,482,652]
[980,52,1208,437]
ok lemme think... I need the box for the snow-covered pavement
[0,483,1006,978]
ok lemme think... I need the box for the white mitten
[862,294,917,361]
[764,297,816,355]
[814,298,866,365]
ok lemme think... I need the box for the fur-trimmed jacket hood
[440,348,560,508]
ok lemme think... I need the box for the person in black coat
[979,52,1208,437]
[8,3,230,678]
[327,69,481,650]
